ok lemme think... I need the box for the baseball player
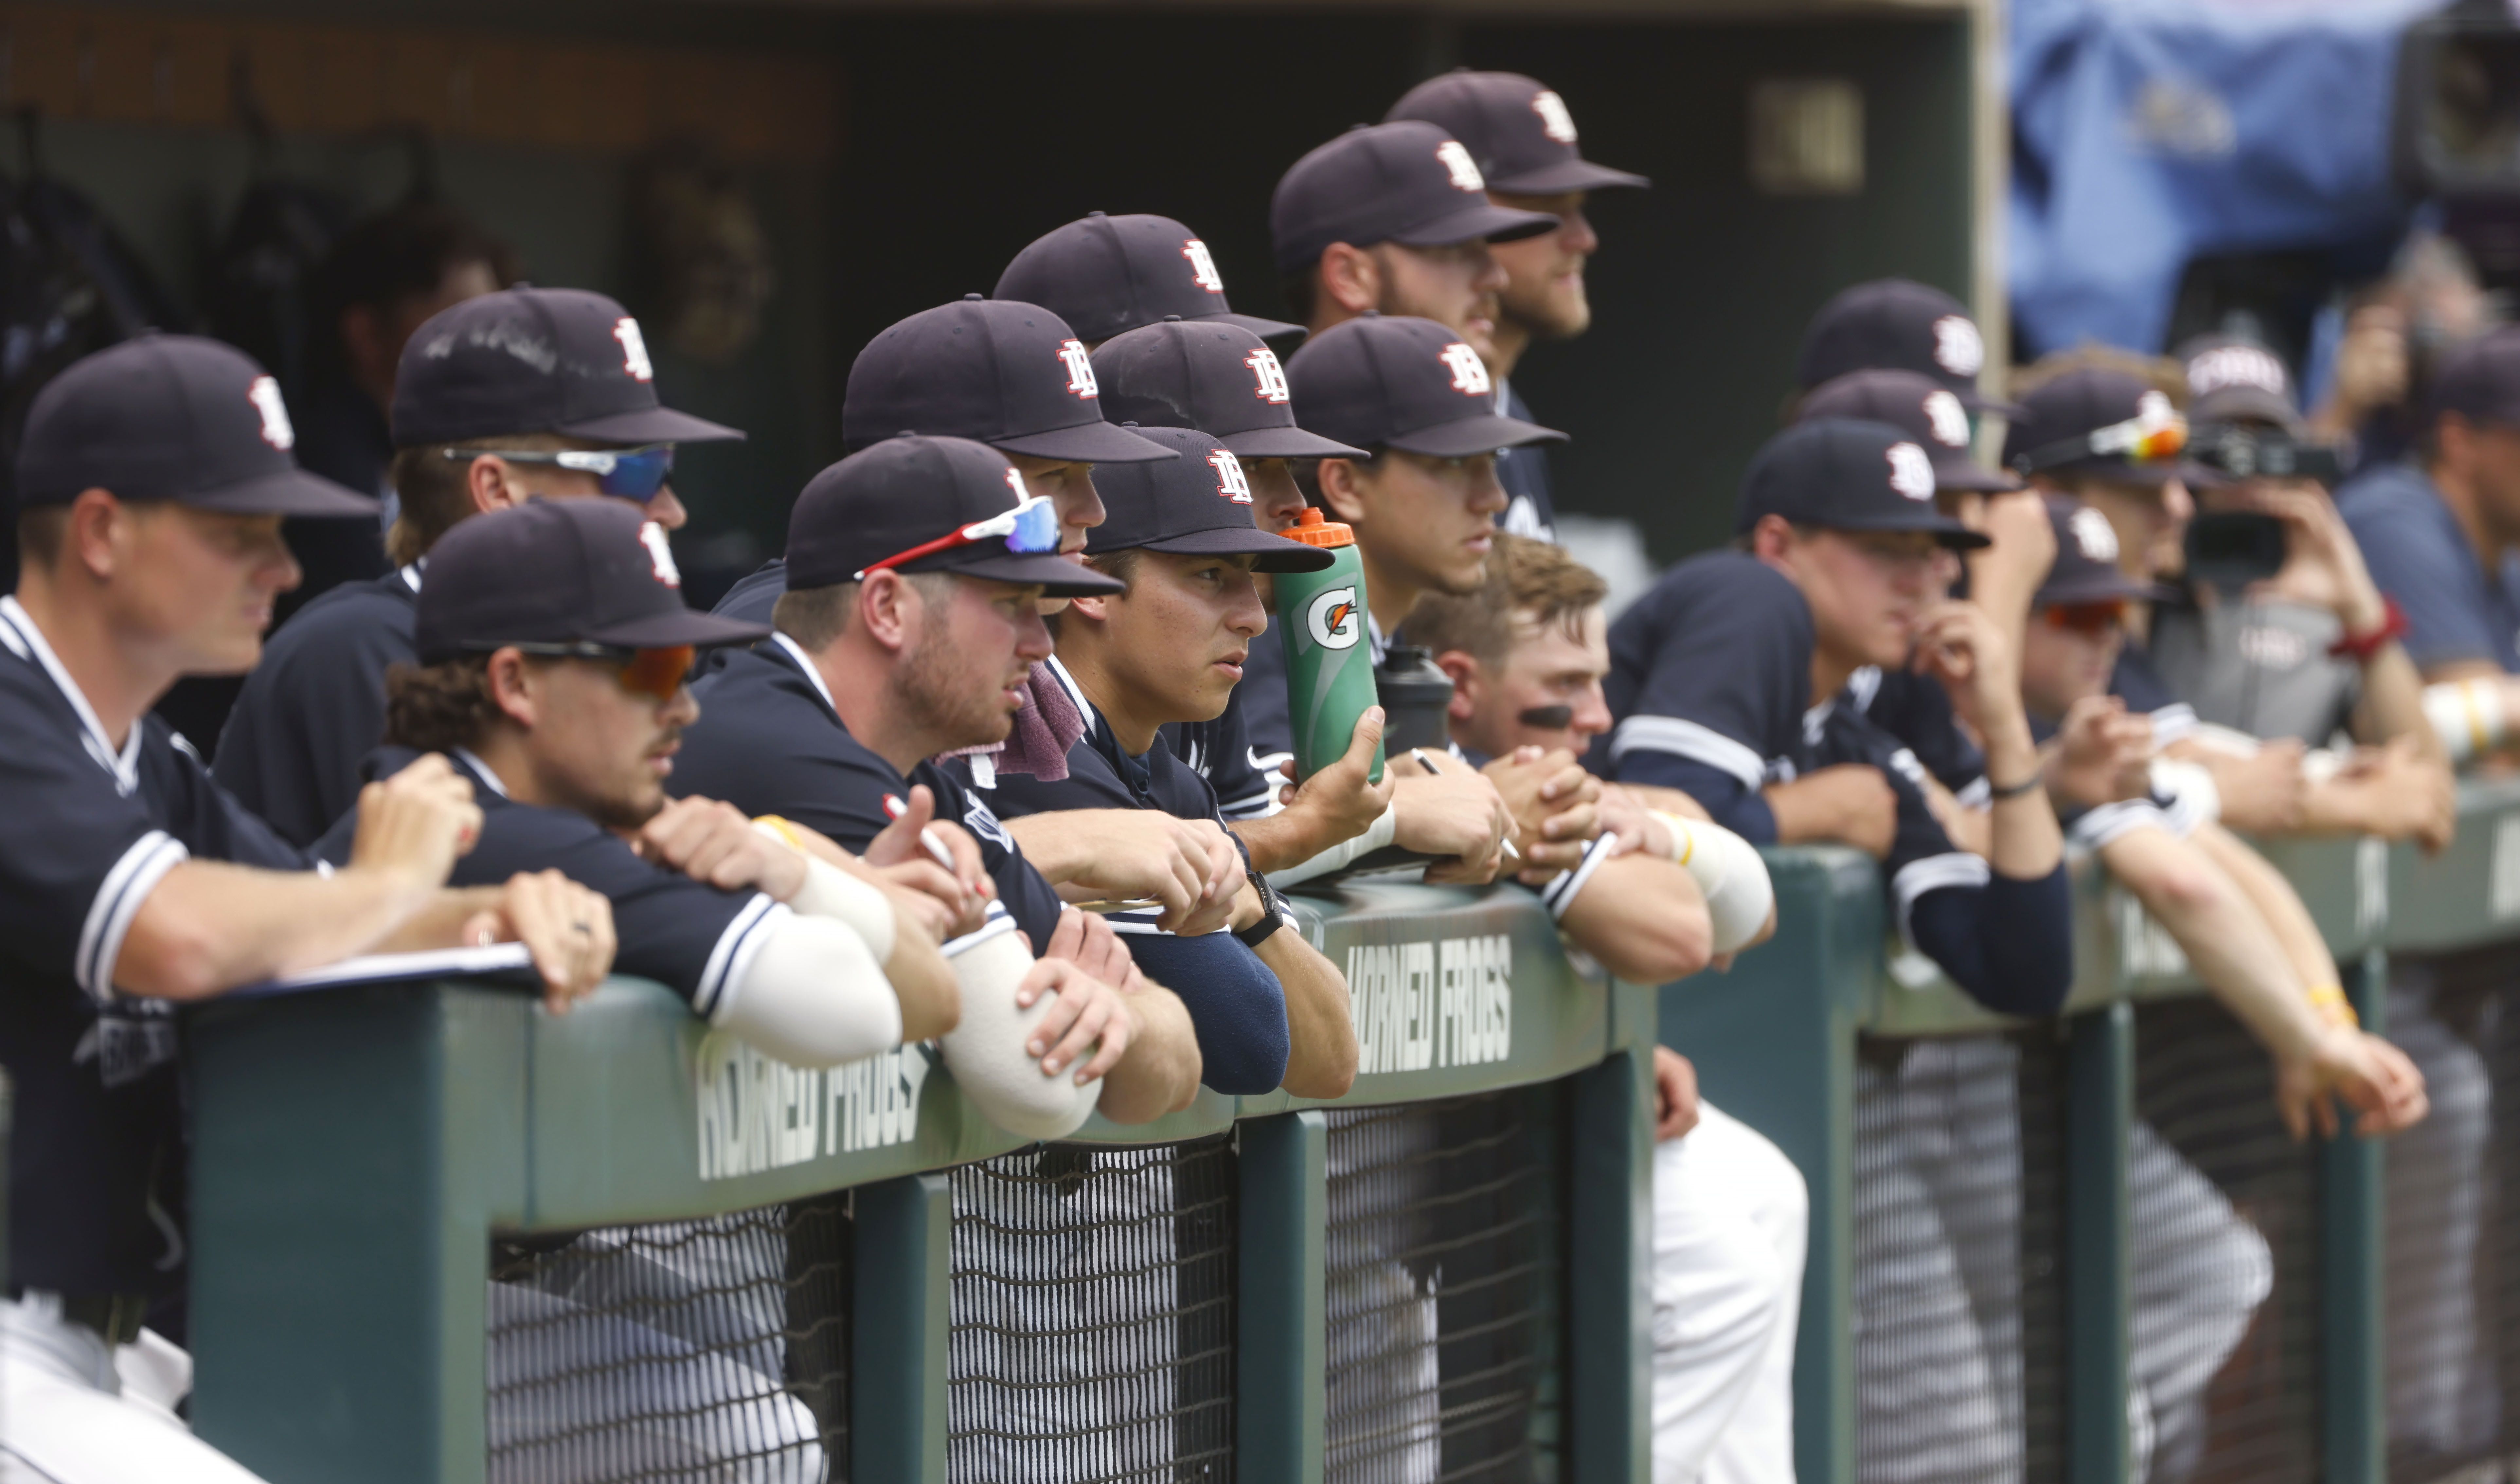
[995,210,1305,352]
[1791,278,2020,426]
[1088,317,1517,885]
[1386,70,1651,541]
[961,424,1358,1097]
[212,286,740,847]
[0,336,610,1482]
[670,434,1206,1124]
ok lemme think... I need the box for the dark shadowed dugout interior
[16,0,1987,571]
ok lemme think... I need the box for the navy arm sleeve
[1114,931,1291,1095]
[1608,751,1779,844]
[1905,866,2075,1017]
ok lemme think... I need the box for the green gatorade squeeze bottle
[1276,506,1385,785]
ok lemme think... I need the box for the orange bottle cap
[1280,506,1355,548]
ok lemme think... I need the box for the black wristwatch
[1234,869,1286,950]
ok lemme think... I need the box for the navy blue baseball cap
[1285,314,1565,458]
[1270,121,1559,276]
[17,335,378,516]
[995,213,1304,347]
[840,297,1178,465]
[1384,70,1649,195]
[1092,319,1368,460]
[1796,369,2017,493]
[415,498,766,662]
[785,434,1126,597]
[2035,495,2165,607]
[1086,426,1336,572]
[391,287,743,450]
[1735,418,1989,549]
[1794,279,2020,417]
[2177,335,2298,429]
[2003,368,2210,486]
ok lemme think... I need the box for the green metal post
[852,1171,953,1484]
[1568,989,1656,1484]
[2066,1001,2133,1484]
[189,985,525,1484]
[1236,1110,1328,1484]
[2322,949,2387,1484]
[1659,849,1878,1484]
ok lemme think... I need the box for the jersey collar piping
[769,632,843,720]
[452,747,510,799]
[0,595,143,796]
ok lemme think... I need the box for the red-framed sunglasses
[480,641,698,701]
[2043,600,2127,636]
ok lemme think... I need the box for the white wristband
[2148,758,2221,830]
[1264,801,1400,888]
[937,921,1102,1140]
[754,822,898,962]
[1651,810,1774,955]
[2424,677,2505,765]
[715,914,904,1067]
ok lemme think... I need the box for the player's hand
[2316,736,2456,851]
[2275,1023,2428,1141]
[634,796,808,900]
[1274,706,1399,853]
[1653,1045,1702,1141]
[1055,811,1242,936]
[1483,746,1603,880]
[2192,741,2307,833]
[866,786,994,906]
[1763,764,1898,859]
[1390,749,1514,884]
[349,753,483,902]
[1912,600,2029,746]
[1040,903,1143,994]
[2050,696,2155,808]
[1016,924,1138,1085]
[462,869,615,1016]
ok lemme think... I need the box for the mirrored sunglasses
[854,493,1063,580]
[482,641,697,701]
[441,444,677,499]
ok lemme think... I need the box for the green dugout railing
[1662,776,2520,1484]
[183,877,1660,1484]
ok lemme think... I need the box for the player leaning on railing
[0,337,615,1483]
[1413,534,1802,1482]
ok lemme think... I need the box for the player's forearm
[1238,801,1396,879]
[1096,982,1203,1121]
[122,859,443,1001]
[1558,853,1712,984]
[2189,822,2342,1006]
[1257,932,1357,1098]
[1000,811,1100,884]
[2103,828,2321,1060]
[1980,717,2064,878]
[2355,642,2445,763]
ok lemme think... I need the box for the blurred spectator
[2312,230,2498,475]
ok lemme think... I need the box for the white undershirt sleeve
[712,913,904,1068]
[1264,803,1399,888]
[937,915,1103,1140]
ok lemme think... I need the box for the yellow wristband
[2305,982,2359,1029]
[753,814,808,853]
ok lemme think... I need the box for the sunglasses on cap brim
[2009,412,2188,476]
[469,640,697,701]
[441,444,676,499]
[2042,599,2128,636]
[854,493,1063,581]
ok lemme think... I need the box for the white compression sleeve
[937,917,1103,1140]
[2424,678,2506,765]
[1265,803,1400,888]
[714,914,903,1067]
[1653,812,1775,956]
[759,828,899,963]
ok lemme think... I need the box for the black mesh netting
[1322,1086,1568,1484]
[1851,1032,2068,1484]
[484,1196,850,1483]
[944,1135,1238,1483]
[2132,996,2316,1484]
[2383,947,2516,1483]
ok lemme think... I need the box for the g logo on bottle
[1306,585,1362,651]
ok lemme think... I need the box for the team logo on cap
[1182,239,1226,295]
[1439,341,1492,397]
[1531,90,1580,144]
[641,522,682,587]
[1435,140,1486,192]
[1210,449,1253,503]
[2069,507,2119,563]
[1931,315,1984,378]
[1886,442,1935,501]
[246,375,295,450]
[1923,389,1971,448]
[615,317,655,383]
[1306,586,1363,651]
[1247,347,1291,404]
[2188,344,2287,396]
[1056,338,1099,399]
